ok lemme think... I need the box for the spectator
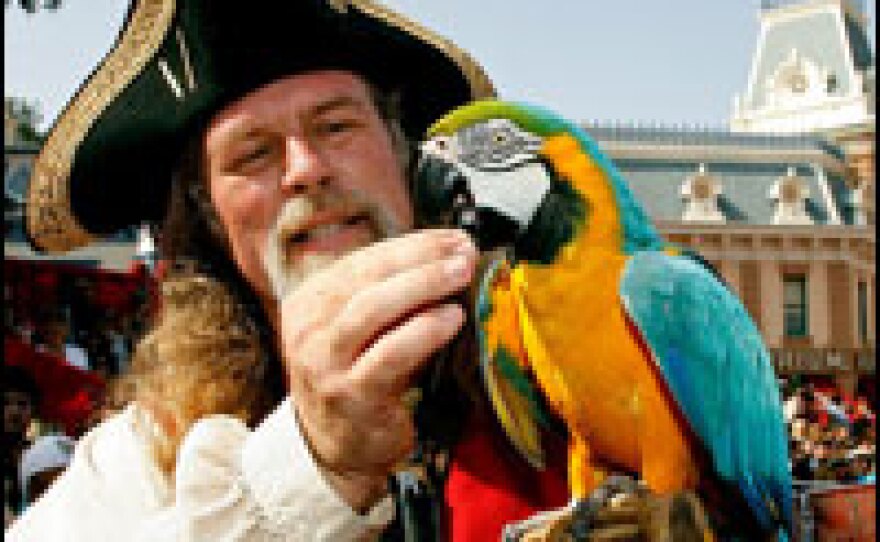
[35,315,90,372]
[3,365,40,525]
[782,380,875,483]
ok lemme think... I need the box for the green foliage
[5,98,45,144]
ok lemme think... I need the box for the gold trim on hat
[27,0,494,253]
[27,0,176,253]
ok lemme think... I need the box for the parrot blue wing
[620,250,793,534]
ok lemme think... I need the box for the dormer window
[681,163,725,223]
[769,167,813,225]
[766,49,828,105]
[826,73,839,94]
[788,71,808,94]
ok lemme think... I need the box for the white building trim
[810,163,843,224]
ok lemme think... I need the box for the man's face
[204,71,412,302]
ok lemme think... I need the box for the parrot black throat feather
[512,159,589,265]
[412,153,587,264]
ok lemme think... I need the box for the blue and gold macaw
[414,100,792,539]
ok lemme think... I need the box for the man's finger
[304,228,473,297]
[348,302,466,398]
[332,246,476,356]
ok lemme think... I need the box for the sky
[5,0,876,132]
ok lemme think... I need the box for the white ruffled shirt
[6,398,394,541]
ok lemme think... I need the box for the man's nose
[281,136,332,195]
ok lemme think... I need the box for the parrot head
[414,100,590,264]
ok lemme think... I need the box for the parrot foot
[501,505,575,542]
[501,476,645,541]
[500,476,716,541]
[565,475,647,540]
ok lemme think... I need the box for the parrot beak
[413,153,520,252]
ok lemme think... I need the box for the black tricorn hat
[27,0,494,253]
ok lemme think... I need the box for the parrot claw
[566,475,646,539]
[501,505,574,542]
[501,475,652,541]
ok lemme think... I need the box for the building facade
[588,0,875,397]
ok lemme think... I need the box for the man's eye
[243,145,272,161]
[317,119,358,136]
[230,144,273,169]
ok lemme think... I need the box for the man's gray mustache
[263,190,400,301]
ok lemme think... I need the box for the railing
[791,480,875,541]
[771,346,876,374]
[580,121,847,160]
[762,0,865,13]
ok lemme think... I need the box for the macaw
[413,100,792,539]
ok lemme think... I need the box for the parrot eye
[493,131,509,144]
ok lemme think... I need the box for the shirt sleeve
[169,397,396,541]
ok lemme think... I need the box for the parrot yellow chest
[508,133,698,493]
[515,256,648,471]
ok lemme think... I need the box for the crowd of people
[3,365,73,527]
[4,262,153,379]
[781,379,875,484]
[3,263,155,527]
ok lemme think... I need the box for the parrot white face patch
[420,117,551,229]
[459,160,551,228]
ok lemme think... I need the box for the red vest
[444,412,569,541]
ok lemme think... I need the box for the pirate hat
[27,0,494,253]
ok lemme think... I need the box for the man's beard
[263,187,403,301]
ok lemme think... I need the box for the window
[769,167,813,225]
[783,275,808,337]
[681,163,725,223]
[826,73,839,93]
[858,281,868,343]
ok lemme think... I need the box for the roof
[4,143,40,155]
[584,124,857,226]
[844,13,875,71]
[583,123,847,160]
[614,160,843,225]
[748,11,856,110]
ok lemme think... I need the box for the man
[11,1,717,540]
[10,0,494,539]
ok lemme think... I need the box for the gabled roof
[748,11,854,110]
